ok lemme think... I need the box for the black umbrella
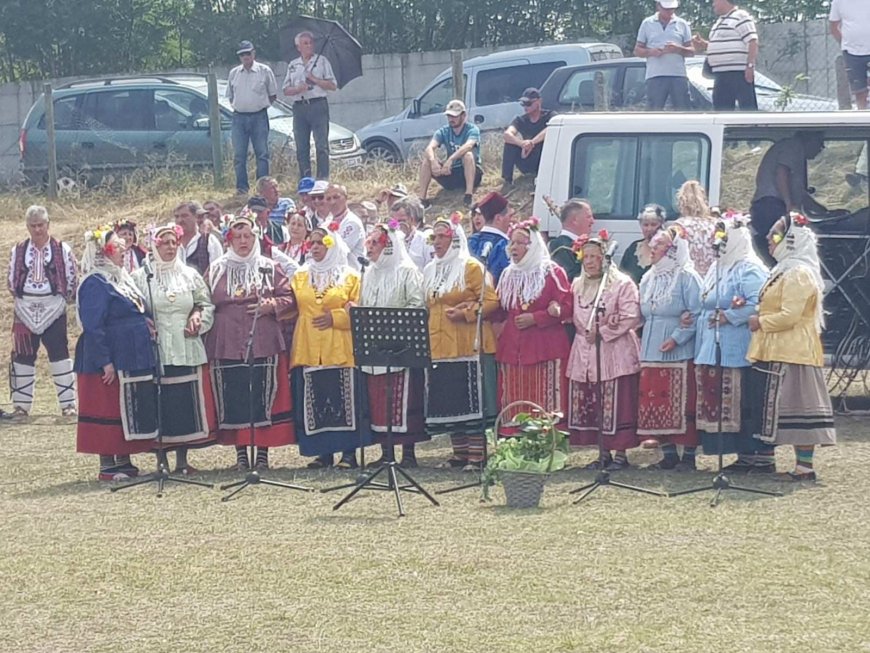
[279,16,363,89]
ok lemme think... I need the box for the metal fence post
[207,68,224,187]
[43,83,58,199]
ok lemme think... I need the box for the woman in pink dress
[566,231,642,470]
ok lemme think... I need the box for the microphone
[143,256,154,279]
[357,255,371,268]
[480,241,493,260]
[258,265,272,276]
[604,239,619,260]
[712,235,726,252]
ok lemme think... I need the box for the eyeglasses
[324,195,342,201]
[239,52,253,57]
[312,196,326,201]
[520,99,536,107]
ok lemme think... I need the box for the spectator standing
[226,40,278,195]
[419,100,483,208]
[693,0,759,111]
[548,199,595,282]
[501,88,555,188]
[634,1,693,110]
[283,31,337,180]
[829,0,870,110]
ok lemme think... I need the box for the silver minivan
[356,43,622,163]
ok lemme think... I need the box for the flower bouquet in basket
[483,401,569,508]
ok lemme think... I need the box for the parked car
[539,56,839,113]
[355,42,623,164]
[19,73,364,188]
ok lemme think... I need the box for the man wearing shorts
[418,100,483,208]
[830,0,870,109]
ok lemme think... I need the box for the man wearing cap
[296,176,317,227]
[693,0,759,110]
[548,198,595,282]
[173,201,225,275]
[376,183,409,213]
[308,180,333,227]
[634,1,694,110]
[246,196,289,256]
[468,191,512,283]
[502,88,556,187]
[256,176,296,245]
[226,41,278,195]
[326,183,365,269]
[419,99,483,208]
[283,30,337,180]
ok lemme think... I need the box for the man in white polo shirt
[226,40,278,195]
[634,0,694,110]
[830,0,870,110]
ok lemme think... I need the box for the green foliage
[0,0,834,82]
[775,72,811,111]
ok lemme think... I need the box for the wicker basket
[501,470,548,508]
[491,400,558,509]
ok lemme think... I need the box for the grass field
[1,147,869,653]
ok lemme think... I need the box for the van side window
[38,96,81,130]
[80,89,155,131]
[571,134,710,219]
[558,68,617,110]
[418,78,460,116]
[475,62,565,108]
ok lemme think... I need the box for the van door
[399,75,466,160]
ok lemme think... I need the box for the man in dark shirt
[501,88,555,187]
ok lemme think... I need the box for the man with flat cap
[468,191,513,283]
[226,40,278,194]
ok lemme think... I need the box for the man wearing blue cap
[226,40,278,194]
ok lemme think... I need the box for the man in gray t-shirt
[634,0,693,110]
[750,132,825,262]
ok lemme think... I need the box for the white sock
[10,362,35,413]
[50,359,76,409]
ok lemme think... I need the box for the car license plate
[341,155,363,168]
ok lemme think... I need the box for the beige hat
[444,100,467,116]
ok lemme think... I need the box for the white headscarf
[301,226,351,293]
[148,223,199,297]
[78,227,145,325]
[361,223,417,306]
[423,217,471,298]
[768,214,825,332]
[640,227,695,309]
[702,214,767,296]
[497,224,551,310]
[208,217,275,296]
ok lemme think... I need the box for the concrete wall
[0,18,850,188]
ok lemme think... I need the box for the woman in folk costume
[360,220,429,467]
[290,224,369,469]
[566,231,642,469]
[131,224,217,475]
[423,212,498,471]
[493,216,572,434]
[204,216,296,472]
[74,226,155,481]
[674,180,717,278]
[637,225,703,470]
[694,214,774,472]
[747,212,836,481]
[280,211,312,266]
[114,220,148,273]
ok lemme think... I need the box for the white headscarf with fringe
[423,218,471,298]
[640,228,695,309]
[497,225,552,310]
[301,226,351,293]
[148,223,199,297]
[768,215,825,332]
[361,224,418,306]
[208,217,275,296]
[702,214,767,297]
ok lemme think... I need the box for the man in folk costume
[360,220,429,467]
[424,212,499,470]
[468,191,512,284]
[8,205,78,418]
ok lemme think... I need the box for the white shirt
[481,225,509,240]
[830,0,870,55]
[283,55,336,101]
[335,209,365,269]
[181,233,224,269]
[560,228,583,241]
[406,229,434,272]
[226,61,278,113]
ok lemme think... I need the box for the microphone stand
[437,247,493,495]
[669,241,781,506]
[221,266,313,501]
[570,248,667,503]
[112,257,214,496]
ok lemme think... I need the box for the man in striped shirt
[693,0,758,111]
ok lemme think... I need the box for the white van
[534,112,870,247]
[356,43,622,163]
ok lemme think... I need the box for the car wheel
[56,176,78,195]
[365,140,401,164]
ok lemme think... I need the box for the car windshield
[187,80,294,118]
[686,61,781,94]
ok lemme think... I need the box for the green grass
[1,383,869,652]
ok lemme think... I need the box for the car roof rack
[57,76,188,90]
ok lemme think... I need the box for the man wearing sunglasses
[501,88,555,189]
[226,40,278,195]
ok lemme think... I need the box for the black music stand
[329,306,440,517]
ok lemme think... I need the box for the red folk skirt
[637,360,699,447]
[496,359,568,436]
[366,369,429,445]
[76,373,154,456]
[567,373,639,450]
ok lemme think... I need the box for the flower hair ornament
[149,223,184,246]
[84,224,115,249]
[508,215,541,237]
[572,229,610,261]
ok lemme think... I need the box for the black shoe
[723,459,753,473]
[463,193,473,207]
[747,463,776,474]
[648,456,679,471]
[307,455,334,469]
[337,454,358,470]
[400,455,418,468]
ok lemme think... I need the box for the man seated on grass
[418,100,483,208]
[501,88,555,189]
